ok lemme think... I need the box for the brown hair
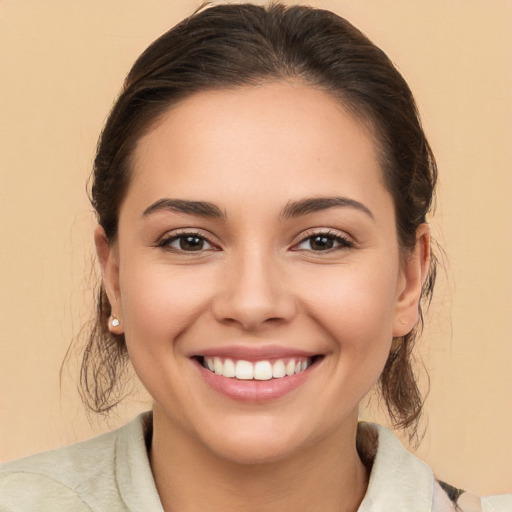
[80,2,437,437]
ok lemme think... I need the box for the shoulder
[434,481,512,512]
[357,422,512,512]
[0,427,121,511]
[0,413,153,511]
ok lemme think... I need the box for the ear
[94,225,123,332]
[393,224,431,337]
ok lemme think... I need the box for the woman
[1,3,510,511]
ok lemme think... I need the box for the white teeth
[235,360,253,380]
[202,356,313,380]
[272,360,286,378]
[254,361,273,380]
[223,358,236,378]
[214,357,223,375]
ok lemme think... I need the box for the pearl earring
[110,315,120,328]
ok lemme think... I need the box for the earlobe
[94,225,122,329]
[393,224,431,337]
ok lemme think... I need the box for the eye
[294,231,353,252]
[158,232,216,252]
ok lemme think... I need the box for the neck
[149,406,368,512]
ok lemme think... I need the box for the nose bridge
[212,242,295,329]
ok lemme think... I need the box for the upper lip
[189,345,320,360]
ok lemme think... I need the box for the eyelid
[290,228,355,251]
[156,228,220,251]
[154,227,354,253]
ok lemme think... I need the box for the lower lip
[195,360,318,403]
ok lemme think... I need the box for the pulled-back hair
[81,2,437,438]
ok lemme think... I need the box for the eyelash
[292,229,354,253]
[156,230,218,253]
[156,229,354,254]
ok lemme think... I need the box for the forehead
[126,82,388,214]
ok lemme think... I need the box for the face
[97,82,427,464]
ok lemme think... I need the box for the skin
[96,82,430,512]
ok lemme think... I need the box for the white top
[0,412,510,511]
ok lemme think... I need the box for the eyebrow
[280,196,374,220]
[142,196,373,221]
[142,198,226,219]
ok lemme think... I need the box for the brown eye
[296,232,353,252]
[309,235,335,251]
[179,235,206,251]
[161,233,215,252]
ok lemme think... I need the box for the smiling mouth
[196,356,322,380]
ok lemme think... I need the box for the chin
[198,419,309,466]
[209,435,299,466]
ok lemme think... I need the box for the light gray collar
[357,422,434,511]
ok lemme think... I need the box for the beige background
[1,0,511,496]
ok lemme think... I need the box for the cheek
[297,260,399,389]
[301,262,400,341]
[118,262,213,352]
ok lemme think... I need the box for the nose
[212,248,297,331]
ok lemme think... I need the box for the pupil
[180,236,203,251]
[311,236,333,250]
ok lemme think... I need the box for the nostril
[211,275,297,330]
